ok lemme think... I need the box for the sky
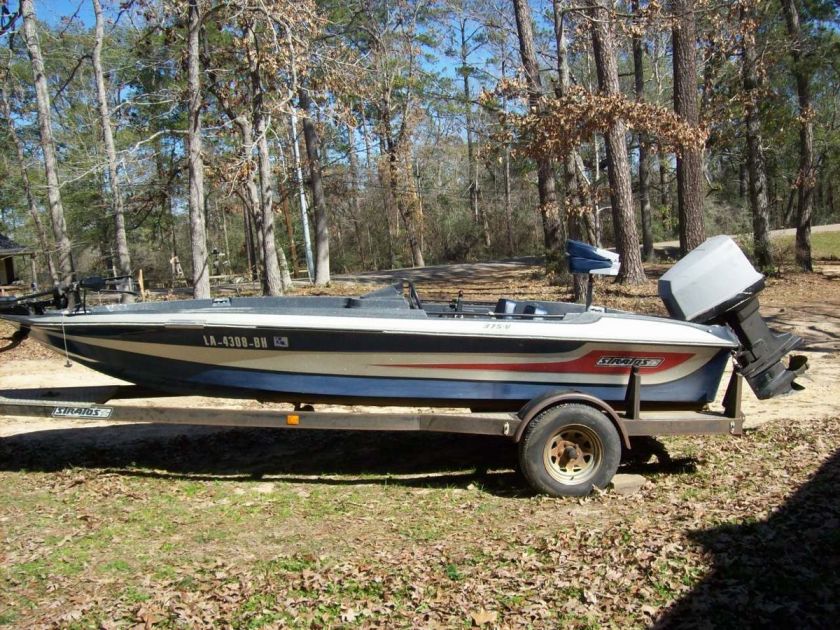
[25,0,95,27]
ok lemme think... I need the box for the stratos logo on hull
[596,356,664,368]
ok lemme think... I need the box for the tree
[588,0,645,283]
[454,13,490,248]
[672,0,705,255]
[512,0,564,276]
[741,3,773,270]
[186,0,210,298]
[779,0,814,271]
[552,0,593,299]
[0,64,58,284]
[632,0,654,261]
[92,0,132,299]
[20,0,74,285]
[299,88,331,285]
[245,22,290,294]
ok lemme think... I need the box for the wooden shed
[0,232,34,286]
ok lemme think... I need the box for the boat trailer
[0,367,744,497]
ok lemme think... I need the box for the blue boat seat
[565,240,620,276]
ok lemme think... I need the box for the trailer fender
[514,391,630,449]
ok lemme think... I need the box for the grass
[0,417,837,627]
[773,230,840,260]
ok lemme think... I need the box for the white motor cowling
[659,236,807,399]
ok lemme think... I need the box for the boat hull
[22,318,733,410]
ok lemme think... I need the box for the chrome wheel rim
[543,424,603,485]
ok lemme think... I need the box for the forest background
[1,0,838,297]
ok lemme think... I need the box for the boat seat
[495,298,517,315]
[565,240,620,276]
[494,299,550,320]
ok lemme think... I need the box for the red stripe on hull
[378,350,695,375]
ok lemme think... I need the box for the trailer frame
[0,368,745,496]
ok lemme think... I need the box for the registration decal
[202,335,271,349]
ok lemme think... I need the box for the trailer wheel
[518,403,620,497]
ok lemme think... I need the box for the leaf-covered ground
[0,416,838,628]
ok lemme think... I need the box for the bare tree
[672,0,705,255]
[367,3,425,269]
[741,5,773,270]
[345,121,369,268]
[457,16,490,248]
[512,0,564,276]
[245,24,290,294]
[20,0,74,285]
[0,66,58,285]
[588,0,646,283]
[92,0,132,299]
[552,0,592,299]
[779,0,813,271]
[632,0,654,260]
[186,0,210,298]
[299,89,331,285]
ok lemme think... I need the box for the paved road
[336,224,840,284]
[654,223,840,250]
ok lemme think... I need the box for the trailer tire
[518,403,621,497]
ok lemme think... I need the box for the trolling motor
[659,236,808,399]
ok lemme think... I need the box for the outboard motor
[658,236,807,399]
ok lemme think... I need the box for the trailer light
[286,414,300,425]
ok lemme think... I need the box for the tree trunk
[387,150,425,267]
[497,56,516,256]
[779,0,814,271]
[553,0,589,299]
[659,154,669,209]
[460,20,490,249]
[280,194,299,276]
[0,70,58,285]
[589,0,646,283]
[739,162,747,199]
[741,9,773,270]
[186,0,210,298]
[503,147,514,256]
[380,94,424,268]
[299,89,331,285]
[632,0,654,261]
[346,122,369,268]
[512,0,564,277]
[377,135,398,269]
[238,188,257,280]
[21,0,74,285]
[672,0,705,255]
[92,0,132,300]
[246,26,288,294]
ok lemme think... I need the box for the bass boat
[0,237,807,409]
